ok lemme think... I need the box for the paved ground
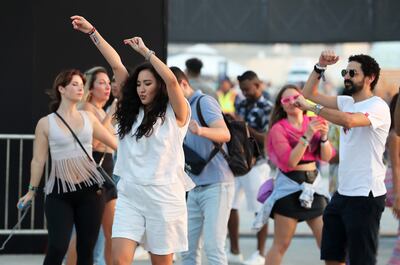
[0,236,397,265]
[1,207,398,265]
[1,173,398,264]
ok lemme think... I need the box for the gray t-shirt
[184,90,234,186]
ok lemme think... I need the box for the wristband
[28,184,39,193]
[88,27,100,45]
[300,135,309,146]
[320,137,328,144]
[88,27,96,35]
[145,50,155,61]
[314,64,326,81]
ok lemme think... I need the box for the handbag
[183,144,219,175]
[54,112,116,191]
[257,178,274,203]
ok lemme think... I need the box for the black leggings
[43,184,105,265]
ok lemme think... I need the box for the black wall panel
[169,0,400,43]
[0,0,167,253]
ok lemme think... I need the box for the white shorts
[112,178,188,255]
[232,161,271,212]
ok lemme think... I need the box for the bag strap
[195,96,229,160]
[54,112,94,163]
[97,152,107,166]
[186,95,219,163]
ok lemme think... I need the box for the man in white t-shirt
[294,50,390,265]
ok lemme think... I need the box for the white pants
[232,161,271,212]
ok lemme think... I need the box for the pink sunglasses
[280,94,300,105]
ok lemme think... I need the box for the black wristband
[321,138,328,143]
[314,64,327,81]
[314,64,324,74]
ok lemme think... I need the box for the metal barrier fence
[0,134,48,235]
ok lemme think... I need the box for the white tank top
[44,111,104,194]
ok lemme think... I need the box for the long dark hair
[47,69,85,112]
[269,84,302,129]
[115,62,169,140]
[389,93,398,131]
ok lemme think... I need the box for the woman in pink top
[265,84,334,265]
[17,69,117,265]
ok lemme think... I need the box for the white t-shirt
[337,95,390,197]
[114,101,193,189]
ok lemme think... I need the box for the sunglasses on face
[280,94,300,105]
[341,69,357,78]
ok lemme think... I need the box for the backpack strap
[195,96,230,160]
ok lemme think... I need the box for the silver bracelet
[145,50,155,61]
[313,104,324,115]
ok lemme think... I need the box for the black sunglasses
[341,69,357,78]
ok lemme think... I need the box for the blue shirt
[184,90,234,186]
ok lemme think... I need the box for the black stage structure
[169,0,400,43]
[0,0,167,253]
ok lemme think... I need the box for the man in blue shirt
[171,67,235,265]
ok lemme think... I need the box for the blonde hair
[83,66,108,102]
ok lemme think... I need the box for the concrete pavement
[0,236,397,265]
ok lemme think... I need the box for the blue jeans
[181,182,234,265]
[93,227,105,265]
[93,174,121,265]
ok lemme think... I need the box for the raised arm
[124,37,189,127]
[302,50,340,109]
[70,15,129,89]
[294,94,371,128]
[17,118,49,207]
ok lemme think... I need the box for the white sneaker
[226,251,244,263]
[242,251,265,265]
[134,245,150,260]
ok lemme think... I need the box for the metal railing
[0,134,48,235]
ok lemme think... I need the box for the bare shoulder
[36,116,49,136]
[81,102,96,113]
[81,110,98,124]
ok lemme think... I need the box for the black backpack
[196,95,260,176]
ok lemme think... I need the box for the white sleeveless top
[113,102,194,190]
[44,111,104,194]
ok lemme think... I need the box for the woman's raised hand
[124,37,149,57]
[70,15,94,34]
[305,118,324,140]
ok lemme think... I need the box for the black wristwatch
[314,64,326,81]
